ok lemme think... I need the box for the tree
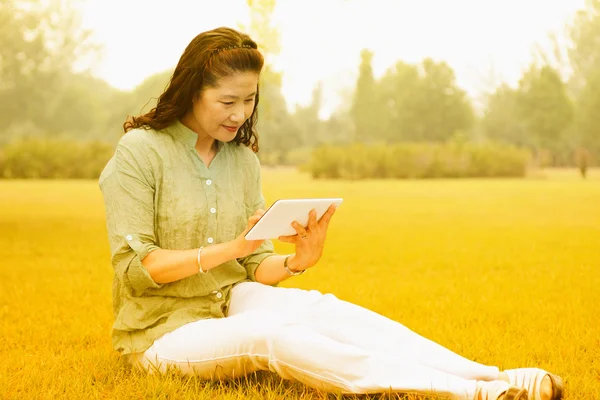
[375,58,473,143]
[241,0,280,58]
[101,69,173,142]
[481,84,528,147]
[516,64,573,160]
[44,74,121,142]
[0,0,95,134]
[239,0,299,164]
[574,67,600,160]
[350,49,379,143]
[567,0,600,163]
[377,61,420,142]
[567,0,600,94]
[417,58,474,142]
[256,67,302,164]
[292,81,324,146]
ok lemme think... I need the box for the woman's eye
[245,98,254,103]
[221,102,234,106]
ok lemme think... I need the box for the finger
[248,215,261,227]
[277,235,297,243]
[291,221,307,237]
[249,211,265,227]
[319,204,337,226]
[308,209,317,231]
[320,204,336,220]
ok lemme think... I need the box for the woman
[99,27,563,400]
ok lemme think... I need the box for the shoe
[504,368,564,400]
[475,380,529,400]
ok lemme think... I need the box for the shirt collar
[168,118,223,152]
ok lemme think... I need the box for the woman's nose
[230,106,245,122]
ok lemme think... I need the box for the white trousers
[128,282,501,400]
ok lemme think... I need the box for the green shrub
[0,139,115,179]
[307,141,530,180]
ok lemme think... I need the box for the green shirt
[98,120,276,355]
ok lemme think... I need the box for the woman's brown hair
[123,27,264,152]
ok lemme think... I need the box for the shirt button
[207,237,214,244]
[206,179,212,185]
[125,235,133,241]
[216,292,223,299]
[210,207,216,214]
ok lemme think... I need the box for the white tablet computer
[245,198,343,241]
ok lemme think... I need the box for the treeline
[1,0,598,179]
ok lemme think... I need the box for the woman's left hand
[277,204,338,272]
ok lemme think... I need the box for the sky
[76,0,586,117]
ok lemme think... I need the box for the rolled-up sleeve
[124,234,162,294]
[237,151,276,281]
[100,137,164,295]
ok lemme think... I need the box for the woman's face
[186,71,259,143]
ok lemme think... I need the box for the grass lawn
[1,168,598,399]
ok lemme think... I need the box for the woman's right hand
[232,209,266,258]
